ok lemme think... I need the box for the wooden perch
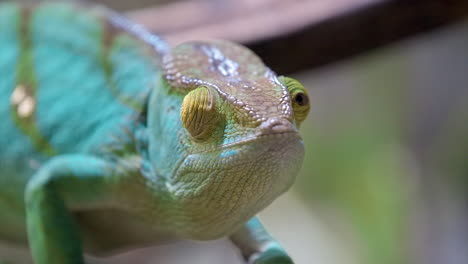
[126,0,468,73]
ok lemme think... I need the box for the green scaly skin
[0,2,310,264]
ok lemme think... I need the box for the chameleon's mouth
[192,131,301,156]
[171,130,301,185]
[222,131,300,150]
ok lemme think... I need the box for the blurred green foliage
[295,49,414,264]
[292,18,468,264]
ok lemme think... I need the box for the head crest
[163,41,292,123]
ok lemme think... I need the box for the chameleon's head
[148,40,310,238]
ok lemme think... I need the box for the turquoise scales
[0,0,163,246]
[0,2,310,264]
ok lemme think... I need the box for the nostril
[259,117,295,134]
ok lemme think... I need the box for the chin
[167,132,305,239]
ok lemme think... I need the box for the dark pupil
[294,93,308,106]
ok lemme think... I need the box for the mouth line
[190,131,300,156]
[170,131,301,185]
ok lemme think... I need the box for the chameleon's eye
[180,86,220,141]
[279,76,310,126]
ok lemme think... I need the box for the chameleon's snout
[259,117,296,135]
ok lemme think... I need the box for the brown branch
[127,0,468,73]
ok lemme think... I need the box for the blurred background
[4,0,468,263]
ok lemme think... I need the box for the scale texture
[0,2,310,264]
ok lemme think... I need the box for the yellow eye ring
[278,76,310,126]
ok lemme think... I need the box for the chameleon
[0,1,310,264]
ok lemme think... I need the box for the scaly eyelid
[180,86,221,141]
[277,76,310,126]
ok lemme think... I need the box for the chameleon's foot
[249,247,294,264]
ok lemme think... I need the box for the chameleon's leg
[230,217,293,264]
[25,155,118,264]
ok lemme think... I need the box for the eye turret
[180,86,220,141]
[279,76,310,126]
